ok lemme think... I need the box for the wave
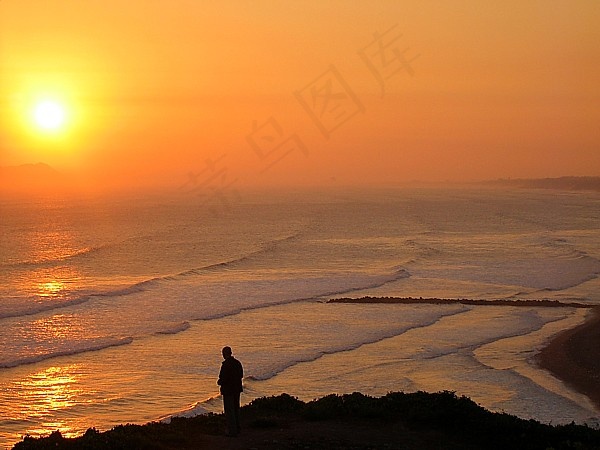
[0,296,93,321]
[236,307,578,411]
[229,305,575,389]
[0,267,411,368]
[524,236,600,291]
[160,397,218,422]
[154,322,191,335]
[240,305,468,383]
[105,232,304,288]
[331,311,569,383]
[159,306,472,421]
[320,266,410,297]
[0,233,303,322]
[0,226,194,269]
[0,245,107,269]
[191,267,411,322]
[542,236,600,262]
[418,312,566,363]
[0,337,133,369]
[0,223,286,270]
[176,232,302,277]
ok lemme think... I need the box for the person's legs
[233,392,241,434]
[223,394,239,436]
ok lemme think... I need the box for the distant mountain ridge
[482,176,600,192]
[0,162,60,178]
[0,163,69,194]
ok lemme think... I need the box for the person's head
[222,346,232,359]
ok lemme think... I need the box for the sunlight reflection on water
[37,280,65,298]
[4,365,89,442]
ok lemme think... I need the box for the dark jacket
[218,356,243,395]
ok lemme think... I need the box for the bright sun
[33,100,66,131]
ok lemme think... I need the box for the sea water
[1,187,599,448]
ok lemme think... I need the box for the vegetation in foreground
[13,391,600,449]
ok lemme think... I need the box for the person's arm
[217,363,225,386]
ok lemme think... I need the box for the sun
[33,100,67,131]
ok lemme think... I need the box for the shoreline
[537,306,600,411]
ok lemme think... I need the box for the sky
[1,1,599,191]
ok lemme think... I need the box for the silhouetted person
[217,346,243,437]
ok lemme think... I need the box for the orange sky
[1,1,599,191]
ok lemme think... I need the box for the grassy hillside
[13,391,600,449]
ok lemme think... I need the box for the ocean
[1,187,599,448]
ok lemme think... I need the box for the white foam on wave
[247,304,599,425]
[405,232,600,292]
[241,305,467,382]
[0,232,302,322]
[175,302,470,387]
[0,268,409,369]
[154,322,191,335]
[0,245,104,268]
[159,389,233,423]
[474,308,600,414]
[0,295,93,320]
[0,337,133,368]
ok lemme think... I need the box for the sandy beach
[537,306,600,411]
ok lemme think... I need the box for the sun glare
[33,100,66,131]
